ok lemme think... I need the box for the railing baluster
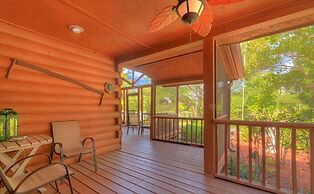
[181,119,183,143]
[249,126,253,182]
[201,120,203,145]
[261,127,266,186]
[173,118,175,142]
[276,127,281,190]
[186,119,188,144]
[310,129,314,194]
[164,118,167,141]
[168,118,171,141]
[224,124,228,176]
[236,125,240,179]
[196,120,198,145]
[157,117,159,139]
[291,128,297,194]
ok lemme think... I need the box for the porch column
[203,37,216,175]
[150,82,156,140]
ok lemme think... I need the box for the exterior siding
[0,21,121,164]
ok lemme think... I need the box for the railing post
[203,37,216,175]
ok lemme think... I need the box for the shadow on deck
[45,127,269,194]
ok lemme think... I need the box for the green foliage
[231,25,314,123]
[179,84,204,118]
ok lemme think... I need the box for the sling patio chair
[51,121,97,172]
[127,111,141,135]
[0,154,73,194]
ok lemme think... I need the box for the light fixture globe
[176,0,205,24]
[69,25,84,33]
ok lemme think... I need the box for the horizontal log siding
[0,21,121,165]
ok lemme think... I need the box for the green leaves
[231,25,314,123]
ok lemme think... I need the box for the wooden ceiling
[0,0,312,84]
[0,0,302,58]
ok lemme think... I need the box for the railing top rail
[214,119,314,129]
[154,116,204,120]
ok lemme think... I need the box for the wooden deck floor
[45,127,270,194]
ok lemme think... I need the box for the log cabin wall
[0,20,121,163]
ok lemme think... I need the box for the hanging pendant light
[176,0,205,24]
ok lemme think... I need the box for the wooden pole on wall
[150,83,156,140]
[203,37,216,175]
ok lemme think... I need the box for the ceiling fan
[148,0,244,37]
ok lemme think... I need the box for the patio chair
[127,111,141,135]
[0,154,73,194]
[51,121,97,172]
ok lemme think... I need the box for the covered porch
[0,0,313,194]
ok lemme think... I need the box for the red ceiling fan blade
[208,0,245,5]
[148,6,178,32]
[192,5,213,37]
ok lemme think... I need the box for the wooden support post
[126,89,129,127]
[6,58,16,79]
[203,37,216,175]
[310,129,314,194]
[137,88,140,126]
[150,83,156,140]
[140,88,144,127]
[115,63,122,140]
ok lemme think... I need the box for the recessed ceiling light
[69,25,84,33]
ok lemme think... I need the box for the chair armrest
[52,142,64,156]
[5,154,51,174]
[82,137,95,150]
[14,162,71,193]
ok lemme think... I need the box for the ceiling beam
[155,75,203,85]
[116,0,314,65]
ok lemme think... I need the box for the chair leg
[54,181,59,193]
[67,176,74,194]
[93,150,98,172]
[138,126,140,135]
[78,153,82,162]
[127,125,130,134]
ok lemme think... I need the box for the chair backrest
[51,121,82,154]
[128,112,140,126]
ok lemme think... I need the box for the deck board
[48,127,269,194]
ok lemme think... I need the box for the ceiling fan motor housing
[176,0,205,24]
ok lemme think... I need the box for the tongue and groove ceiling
[0,0,297,58]
[0,0,312,83]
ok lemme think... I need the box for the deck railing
[153,116,204,146]
[214,119,314,194]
